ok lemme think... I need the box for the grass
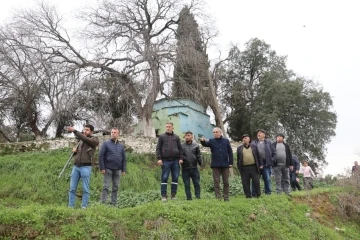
[0,149,359,239]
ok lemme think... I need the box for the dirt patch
[294,192,338,227]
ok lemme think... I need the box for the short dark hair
[112,127,120,133]
[166,122,173,126]
[185,131,193,135]
[84,124,94,132]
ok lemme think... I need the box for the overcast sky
[1,0,359,175]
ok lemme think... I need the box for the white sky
[1,0,359,175]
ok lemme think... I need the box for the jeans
[68,166,92,208]
[273,165,290,194]
[240,165,260,198]
[303,177,313,190]
[290,171,301,190]
[182,168,200,200]
[212,168,230,200]
[161,160,180,197]
[101,169,121,205]
[252,166,271,196]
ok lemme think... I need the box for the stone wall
[0,134,241,155]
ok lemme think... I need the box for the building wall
[152,99,214,140]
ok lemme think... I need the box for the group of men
[65,122,314,208]
[66,125,127,208]
[156,123,312,201]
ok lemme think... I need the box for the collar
[243,144,250,149]
[166,131,174,135]
[186,140,193,145]
[111,139,119,143]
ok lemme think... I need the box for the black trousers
[240,164,260,198]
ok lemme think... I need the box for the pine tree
[172,6,209,106]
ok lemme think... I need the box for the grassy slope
[0,149,359,239]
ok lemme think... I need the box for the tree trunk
[136,117,155,137]
[0,129,12,142]
[207,71,226,136]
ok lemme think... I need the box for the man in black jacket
[180,131,203,200]
[156,122,183,202]
[237,134,263,198]
[272,133,294,195]
[290,155,301,191]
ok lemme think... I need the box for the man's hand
[157,160,163,166]
[179,160,183,164]
[122,172,126,176]
[101,170,105,174]
[290,166,294,171]
[259,165,263,169]
[200,137,206,142]
[229,165,233,168]
[72,147,77,153]
[295,170,299,174]
[67,126,76,132]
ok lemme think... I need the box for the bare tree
[8,0,202,137]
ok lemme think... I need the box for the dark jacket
[156,132,183,160]
[73,131,99,166]
[200,136,233,168]
[237,144,263,173]
[252,139,276,167]
[291,155,300,172]
[98,139,126,172]
[181,141,202,170]
[272,142,294,167]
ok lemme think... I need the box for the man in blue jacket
[98,128,126,205]
[290,155,301,191]
[251,129,276,195]
[200,127,233,201]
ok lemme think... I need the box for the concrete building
[151,98,215,140]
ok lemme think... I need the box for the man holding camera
[67,125,99,209]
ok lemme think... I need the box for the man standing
[67,125,99,208]
[290,155,301,191]
[156,122,183,202]
[272,133,294,195]
[180,131,203,200]
[252,129,276,195]
[237,134,263,198]
[200,127,233,201]
[98,128,126,206]
[352,161,359,175]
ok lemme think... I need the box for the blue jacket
[252,139,276,167]
[291,155,300,172]
[237,144,263,173]
[200,136,233,168]
[98,139,126,172]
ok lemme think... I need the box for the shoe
[224,199,229,201]
[161,195,167,202]
[246,196,252,198]
[171,193,176,200]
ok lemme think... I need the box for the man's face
[83,127,92,136]
[257,131,265,140]
[276,136,284,143]
[355,161,359,166]
[111,129,120,140]
[184,133,193,142]
[242,136,250,145]
[213,129,222,138]
[166,124,174,133]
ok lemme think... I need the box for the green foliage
[172,6,209,106]
[1,149,359,239]
[221,38,337,169]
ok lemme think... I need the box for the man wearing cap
[251,129,276,195]
[237,134,263,198]
[272,133,294,195]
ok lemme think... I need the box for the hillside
[0,149,359,239]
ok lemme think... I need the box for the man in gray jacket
[98,128,126,205]
[179,131,203,200]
